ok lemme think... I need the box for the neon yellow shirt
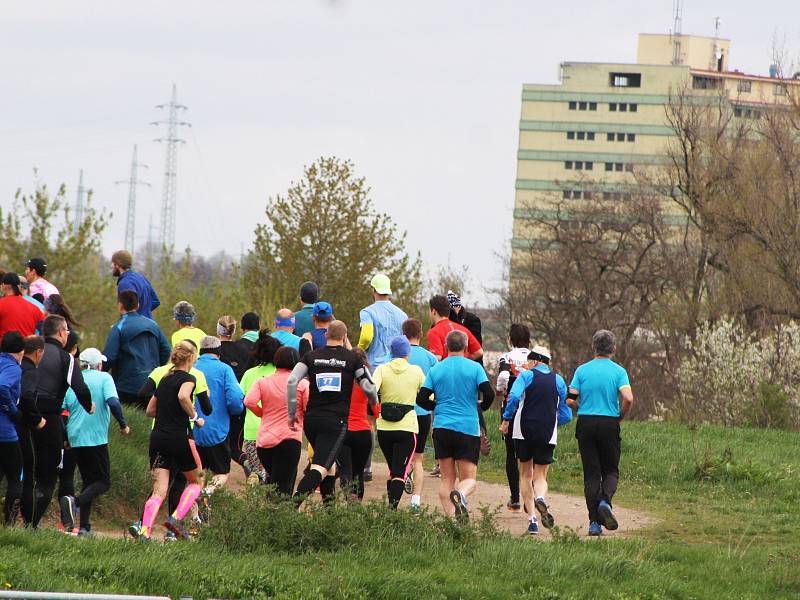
[240,364,277,441]
[148,364,209,398]
[172,327,207,349]
[374,358,423,433]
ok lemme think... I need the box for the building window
[563,190,571,199]
[603,191,612,200]
[585,161,593,170]
[577,131,586,140]
[567,131,575,139]
[587,132,595,140]
[605,162,613,172]
[583,191,592,199]
[607,132,615,142]
[575,161,584,170]
[737,80,752,93]
[609,103,617,111]
[630,103,638,112]
[775,84,787,96]
[734,107,742,117]
[614,163,623,172]
[616,133,625,142]
[569,101,577,110]
[627,133,636,142]
[589,102,598,111]
[565,161,573,170]
[619,103,628,112]
[693,76,722,90]
[579,101,588,110]
[624,163,634,172]
[610,72,642,88]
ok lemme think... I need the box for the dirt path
[226,455,655,538]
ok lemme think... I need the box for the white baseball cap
[529,345,552,362]
[79,347,107,366]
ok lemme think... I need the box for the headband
[275,317,295,328]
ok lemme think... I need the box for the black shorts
[197,441,231,475]
[432,428,480,465]
[514,439,555,465]
[304,414,348,470]
[149,434,196,473]
[415,414,431,454]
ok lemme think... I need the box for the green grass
[1,411,798,599]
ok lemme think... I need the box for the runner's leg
[519,459,534,523]
[75,445,111,532]
[438,458,457,516]
[0,442,23,525]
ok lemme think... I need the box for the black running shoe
[534,496,555,529]
[59,495,77,531]
[404,468,414,494]
[598,501,618,530]
[449,490,469,522]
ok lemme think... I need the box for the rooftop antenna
[115,145,150,252]
[671,0,683,66]
[152,84,190,252]
[710,17,723,71]
[73,169,86,235]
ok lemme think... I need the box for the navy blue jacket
[103,311,171,395]
[0,353,21,443]
[117,270,160,319]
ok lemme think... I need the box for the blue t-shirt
[422,356,488,436]
[569,358,631,418]
[63,369,118,447]
[408,344,438,416]
[359,301,408,367]
[270,329,301,352]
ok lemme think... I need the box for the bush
[674,318,800,429]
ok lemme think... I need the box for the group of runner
[0,250,635,540]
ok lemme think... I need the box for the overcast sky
[0,1,796,303]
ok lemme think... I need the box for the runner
[30,315,93,527]
[426,295,483,362]
[103,291,171,408]
[293,282,319,337]
[131,343,211,541]
[0,331,25,525]
[17,336,46,526]
[568,330,634,536]
[300,301,336,355]
[43,295,81,334]
[244,346,309,495]
[495,324,532,512]
[336,347,378,501]
[24,258,59,301]
[357,274,408,368]
[239,332,282,484]
[270,309,302,351]
[171,301,207,348]
[59,348,130,536]
[402,318,438,511]
[111,250,160,319]
[415,330,494,521]
[193,336,245,496]
[288,320,377,508]
[500,345,568,535]
[0,273,45,339]
[374,336,423,509]
[446,291,482,360]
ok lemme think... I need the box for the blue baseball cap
[313,301,334,319]
[389,335,411,358]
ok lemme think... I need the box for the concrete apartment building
[512,33,798,253]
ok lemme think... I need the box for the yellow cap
[370,273,392,295]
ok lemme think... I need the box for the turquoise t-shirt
[408,344,438,416]
[422,356,488,436]
[359,301,408,367]
[569,358,631,418]
[63,369,118,447]
[270,330,301,352]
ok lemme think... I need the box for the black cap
[241,312,260,331]
[300,281,319,304]
[26,258,47,275]
[1,331,25,353]
[1,272,20,286]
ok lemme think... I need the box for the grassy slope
[1,410,798,599]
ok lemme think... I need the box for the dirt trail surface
[99,456,655,540]
[225,455,655,538]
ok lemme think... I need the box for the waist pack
[380,402,414,422]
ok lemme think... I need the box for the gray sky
[0,1,795,304]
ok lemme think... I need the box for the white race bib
[316,372,342,392]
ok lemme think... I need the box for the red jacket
[0,295,44,339]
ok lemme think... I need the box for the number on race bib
[316,372,342,392]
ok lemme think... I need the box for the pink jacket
[243,369,308,448]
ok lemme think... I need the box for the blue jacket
[194,354,245,447]
[103,312,172,395]
[117,270,160,319]
[503,364,572,426]
[0,353,21,443]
